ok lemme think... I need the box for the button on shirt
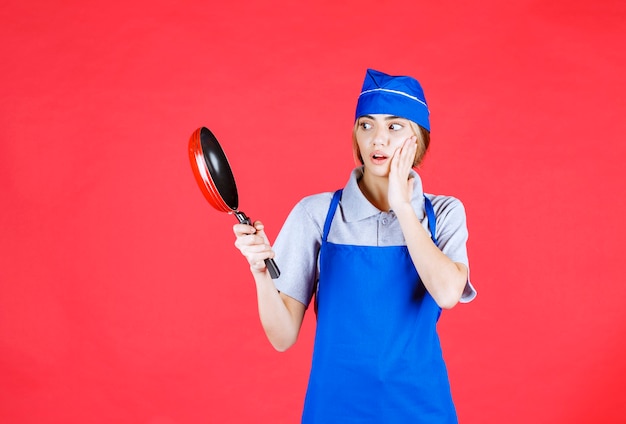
[272,167,476,307]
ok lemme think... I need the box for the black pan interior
[199,127,239,210]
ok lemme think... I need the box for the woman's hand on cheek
[388,136,417,211]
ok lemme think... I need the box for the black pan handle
[235,211,281,279]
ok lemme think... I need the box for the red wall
[2,0,625,423]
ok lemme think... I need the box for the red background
[1,0,625,423]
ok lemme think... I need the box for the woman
[234,69,476,423]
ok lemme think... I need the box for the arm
[234,221,306,351]
[393,204,468,309]
[388,139,468,309]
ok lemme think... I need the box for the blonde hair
[352,119,431,167]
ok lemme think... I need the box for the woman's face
[355,114,415,177]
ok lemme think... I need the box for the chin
[364,164,391,178]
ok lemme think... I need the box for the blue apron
[302,190,457,423]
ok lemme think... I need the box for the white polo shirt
[273,167,476,307]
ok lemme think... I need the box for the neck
[358,170,390,211]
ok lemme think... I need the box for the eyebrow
[360,115,404,121]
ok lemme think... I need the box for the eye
[389,123,403,131]
[360,121,373,130]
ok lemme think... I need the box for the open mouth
[370,151,388,163]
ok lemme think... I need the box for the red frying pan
[188,127,280,279]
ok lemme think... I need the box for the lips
[370,150,389,165]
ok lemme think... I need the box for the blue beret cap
[355,69,430,131]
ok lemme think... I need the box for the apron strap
[323,190,438,246]
[424,195,439,247]
[322,190,343,243]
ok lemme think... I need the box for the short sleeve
[271,194,331,307]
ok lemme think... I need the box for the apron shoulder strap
[322,190,437,245]
[322,190,343,243]
[423,194,439,247]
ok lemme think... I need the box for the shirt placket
[377,211,395,246]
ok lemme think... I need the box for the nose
[372,125,389,146]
